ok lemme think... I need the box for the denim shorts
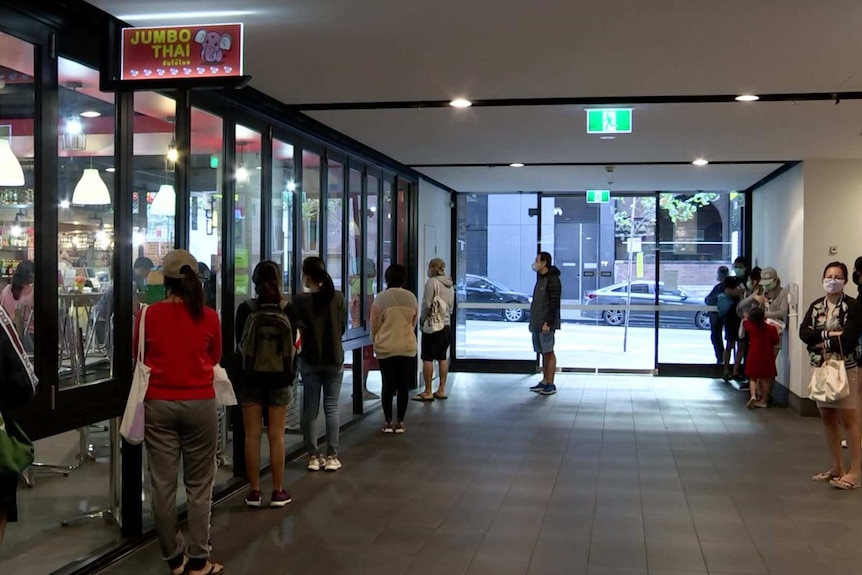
[531,330,556,353]
[236,383,294,407]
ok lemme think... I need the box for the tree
[612,193,720,239]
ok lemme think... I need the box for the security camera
[448,201,455,208]
[605,165,615,173]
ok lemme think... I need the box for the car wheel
[602,309,625,326]
[695,311,711,330]
[503,306,524,322]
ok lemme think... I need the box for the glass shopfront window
[272,138,294,294]
[233,125,261,306]
[300,149,321,259]
[57,57,116,388]
[132,92,176,307]
[366,173,380,301]
[0,31,35,359]
[189,107,223,315]
[381,177,393,272]
[347,167,363,328]
[326,157,345,292]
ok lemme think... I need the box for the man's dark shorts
[531,330,555,353]
[421,326,451,361]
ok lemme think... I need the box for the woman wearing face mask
[293,257,346,472]
[739,267,789,405]
[799,262,862,490]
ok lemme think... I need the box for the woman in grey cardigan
[738,267,789,404]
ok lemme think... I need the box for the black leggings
[379,355,416,423]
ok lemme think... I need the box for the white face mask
[531,262,542,272]
[823,278,845,294]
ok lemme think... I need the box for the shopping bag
[120,306,151,444]
[0,411,33,476]
[213,364,237,406]
[808,356,849,403]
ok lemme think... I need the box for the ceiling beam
[294,92,859,111]
[410,160,791,168]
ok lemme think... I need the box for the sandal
[411,393,434,402]
[433,392,448,400]
[746,397,756,409]
[168,556,188,575]
[829,477,861,490]
[187,562,225,575]
[811,471,841,482]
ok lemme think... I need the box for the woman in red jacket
[134,250,224,575]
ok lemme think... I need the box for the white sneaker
[307,456,322,471]
[324,456,342,472]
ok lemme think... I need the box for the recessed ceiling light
[692,158,709,166]
[105,167,116,173]
[59,200,70,209]
[599,135,616,140]
[80,110,101,118]
[449,98,472,108]
[509,163,525,168]
[735,94,759,102]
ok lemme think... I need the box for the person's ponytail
[302,256,336,309]
[164,265,205,321]
[317,271,335,307]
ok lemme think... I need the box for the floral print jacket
[799,294,862,367]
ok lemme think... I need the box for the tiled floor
[98,373,862,575]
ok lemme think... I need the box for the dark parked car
[458,274,532,322]
[582,280,711,330]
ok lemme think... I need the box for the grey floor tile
[589,539,647,569]
[467,557,530,575]
[700,541,768,574]
[645,540,707,571]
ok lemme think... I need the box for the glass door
[540,193,657,371]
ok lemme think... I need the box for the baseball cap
[160,249,199,279]
[760,267,778,283]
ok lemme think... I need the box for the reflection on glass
[381,178,393,273]
[326,158,344,292]
[272,139,294,294]
[58,57,116,387]
[658,191,744,364]
[366,173,379,302]
[347,168,362,328]
[0,32,35,360]
[301,150,321,259]
[189,108,223,316]
[132,91,176,318]
[234,125,262,310]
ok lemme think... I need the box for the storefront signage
[586,108,633,134]
[586,190,610,204]
[120,24,243,81]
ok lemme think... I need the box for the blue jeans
[300,363,343,457]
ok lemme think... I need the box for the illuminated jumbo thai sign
[120,23,244,81]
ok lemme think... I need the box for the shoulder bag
[808,328,850,403]
[120,305,151,444]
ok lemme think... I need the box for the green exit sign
[586,190,610,203]
[586,108,633,134]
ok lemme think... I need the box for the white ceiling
[87,0,862,192]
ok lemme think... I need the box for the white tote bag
[808,337,849,403]
[213,364,237,406]
[120,306,151,444]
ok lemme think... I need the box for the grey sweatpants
[145,399,218,563]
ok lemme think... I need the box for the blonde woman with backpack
[414,258,455,402]
[235,261,295,508]
[293,257,346,472]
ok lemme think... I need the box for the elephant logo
[194,30,232,64]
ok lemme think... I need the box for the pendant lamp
[150,184,176,216]
[72,161,111,205]
[0,140,25,186]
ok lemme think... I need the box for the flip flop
[830,477,861,490]
[411,393,434,402]
[746,397,756,409]
[169,556,188,575]
[433,392,448,400]
[811,471,841,482]
[187,562,225,575]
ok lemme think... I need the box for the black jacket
[292,291,347,369]
[530,266,562,331]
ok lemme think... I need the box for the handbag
[421,279,449,334]
[120,306,151,444]
[808,334,849,403]
[213,364,237,406]
[0,410,33,476]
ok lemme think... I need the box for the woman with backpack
[235,261,294,507]
[293,257,346,472]
[134,249,224,575]
[414,258,455,402]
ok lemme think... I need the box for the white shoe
[324,456,342,472]
[307,456,322,471]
